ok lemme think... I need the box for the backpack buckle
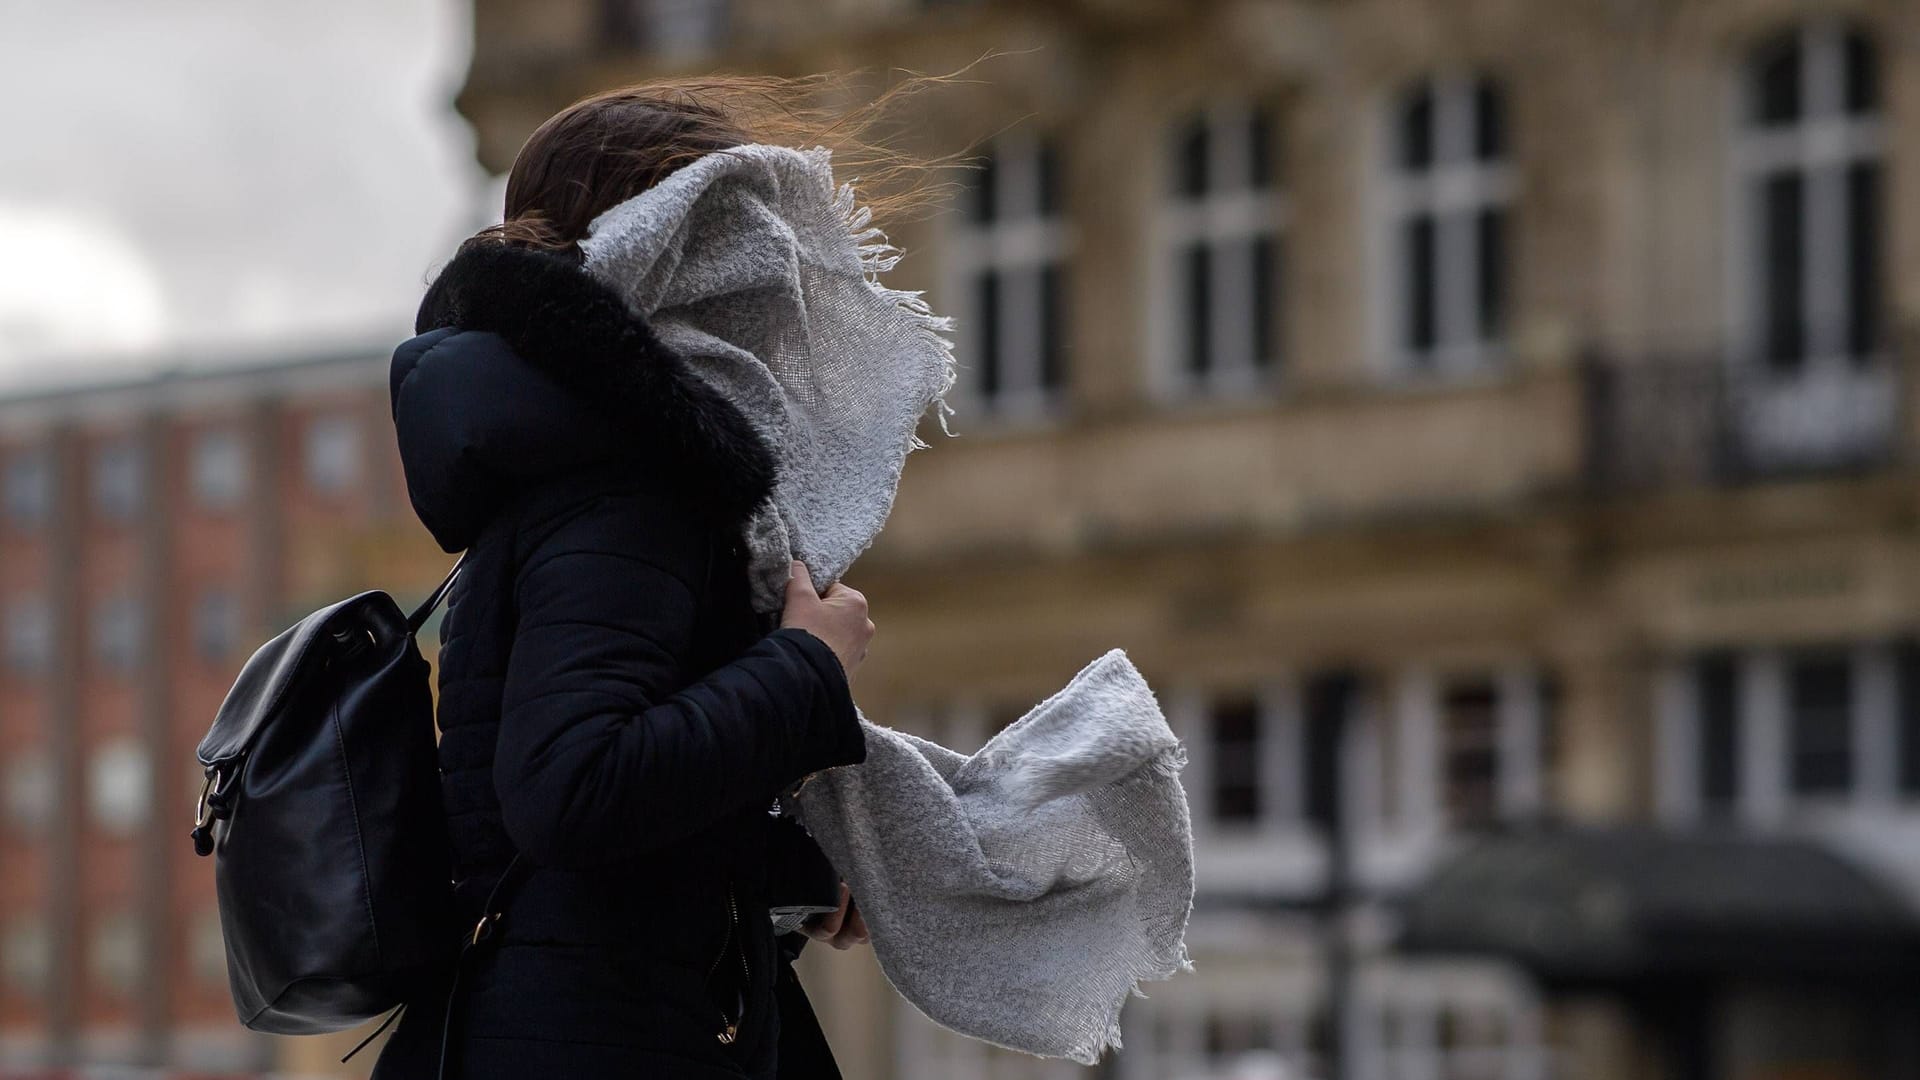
[469,912,502,948]
[191,768,234,857]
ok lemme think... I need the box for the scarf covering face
[581,143,954,615]
[580,144,1194,1064]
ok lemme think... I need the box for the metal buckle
[194,768,230,830]
[470,912,501,947]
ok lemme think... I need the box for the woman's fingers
[834,899,869,949]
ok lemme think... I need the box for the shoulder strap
[406,555,466,634]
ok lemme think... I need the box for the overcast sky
[0,0,485,386]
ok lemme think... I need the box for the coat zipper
[707,885,749,1045]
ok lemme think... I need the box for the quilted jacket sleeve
[493,489,864,868]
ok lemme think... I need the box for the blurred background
[2,0,1918,1077]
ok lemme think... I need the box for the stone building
[6,0,1920,1077]
[446,1,1920,1078]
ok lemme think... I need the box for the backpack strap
[407,555,466,635]
[437,854,531,1080]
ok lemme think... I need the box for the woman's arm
[493,490,865,868]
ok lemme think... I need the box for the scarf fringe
[829,172,959,446]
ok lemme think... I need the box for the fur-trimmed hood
[390,241,777,552]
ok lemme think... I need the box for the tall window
[1736,24,1883,371]
[4,450,50,528]
[948,135,1069,419]
[1696,652,1742,812]
[1161,101,1284,393]
[1788,650,1853,796]
[192,589,240,663]
[91,439,144,522]
[1440,678,1500,827]
[88,738,151,834]
[91,594,143,674]
[1207,696,1264,824]
[304,415,361,495]
[190,428,248,510]
[1670,643,1920,819]
[5,597,51,674]
[600,0,728,57]
[1382,76,1513,375]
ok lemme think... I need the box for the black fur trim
[416,240,777,525]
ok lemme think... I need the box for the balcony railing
[1581,343,1911,493]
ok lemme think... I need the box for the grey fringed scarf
[579,144,1193,1064]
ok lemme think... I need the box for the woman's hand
[802,883,870,950]
[780,561,875,684]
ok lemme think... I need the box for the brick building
[0,353,441,1075]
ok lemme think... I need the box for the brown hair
[482,73,959,254]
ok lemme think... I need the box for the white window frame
[1373,75,1515,379]
[944,132,1072,424]
[1185,680,1306,839]
[88,737,152,834]
[1728,20,1885,373]
[1113,956,1547,1080]
[1657,643,1903,826]
[1152,100,1287,399]
[1396,664,1547,832]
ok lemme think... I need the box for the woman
[372,83,897,1079]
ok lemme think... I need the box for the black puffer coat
[370,241,866,1079]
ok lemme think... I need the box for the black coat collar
[395,240,776,548]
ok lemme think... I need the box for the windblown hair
[481,73,960,255]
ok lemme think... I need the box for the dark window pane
[1847,161,1882,359]
[1303,673,1355,832]
[1404,215,1439,357]
[1040,263,1065,393]
[1477,207,1507,345]
[1442,678,1500,826]
[974,271,1001,398]
[970,151,998,224]
[1539,674,1562,808]
[1209,697,1262,823]
[1845,29,1879,115]
[1698,653,1740,810]
[1752,34,1801,127]
[1400,85,1435,171]
[1249,104,1276,190]
[1252,234,1279,373]
[1788,651,1852,796]
[1184,243,1213,376]
[1898,641,1920,795]
[1037,138,1062,217]
[1761,171,1806,372]
[1178,115,1210,198]
[1474,78,1507,160]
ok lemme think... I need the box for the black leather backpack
[192,563,460,1034]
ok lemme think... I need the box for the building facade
[0,354,443,1076]
[452,2,1920,1078]
[5,0,1920,1077]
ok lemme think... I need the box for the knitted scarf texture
[578,144,1194,1064]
